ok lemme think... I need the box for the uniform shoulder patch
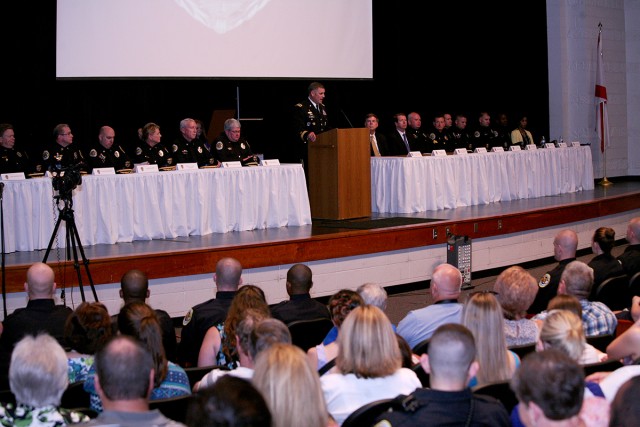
[182,308,194,326]
[539,273,551,288]
[172,144,179,152]
[89,149,98,157]
[136,147,142,155]
[216,141,223,150]
[294,103,303,108]
[43,150,50,160]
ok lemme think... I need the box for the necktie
[402,133,410,152]
[370,134,381,157]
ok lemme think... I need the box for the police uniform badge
[136,147,142,155]
[429,133,436,140]
[90,149,98,158]
[216,141,223,150]
[182,308,194,326]
[17,152,23,158]
[240,143,246,149]
[197,146,203,154]
[172,144,179,153]
[114,151,120,158]
[539,273,551,288]
[158,150,164,157]
[43,150,50,160]
[474,131,480,138]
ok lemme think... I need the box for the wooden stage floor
[3,178,640,293]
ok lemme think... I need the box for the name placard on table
[1,172,26,180]
[509,146,522,151]
[525,145,537,151]
[454,148,468,155]
[176,163,198,170]
[408,151,423,158]
[261,159,281,166]
[135,164,160,173]
[431,150,447,157]
[474,147,488,154]
[491,147,505,153]
[222,161,243,168]
[92,167,116,175]
[545,143,556,149]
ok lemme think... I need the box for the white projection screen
[56,0,373,79]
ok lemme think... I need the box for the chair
[616,319,633,337]
[508,343,536,360]
[0,389,16,406]
[61,381,90,409]
[586,333,616,353]
[341,398,395,427]
[583,358,623,376]
[472,380,519,413]
[287,318,334,352]
[629,271,640,297]
[184,365,228,389]
[411,338,430,356]
[411,363,430,388]
[593,274,631,311]
[149,394,194,424]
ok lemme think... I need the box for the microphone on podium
[340,110,354,128]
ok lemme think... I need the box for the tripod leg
[42,212,66,263]
[67,221,86,303]
[68,216,99,302]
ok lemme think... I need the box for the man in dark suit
[386,112,413,156]
[270,263,330,325]
[618,217,640,279]
[364,113,391,156]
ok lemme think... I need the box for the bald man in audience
[528,229,578,314]
[0,262,73,389]
[270,263,330,325]
[397,263,463,349]
[618,217,640,279]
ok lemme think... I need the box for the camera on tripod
[51,164,82,199]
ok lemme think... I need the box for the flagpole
[596,22,612,186]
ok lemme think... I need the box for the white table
[2,165,311,253]
[371,147,594,213]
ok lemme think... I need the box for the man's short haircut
[95,335,154,401]
[286,263,313,294]
[120,269,149,301]
[307,82,324,94]
[10,334,69,407]
[610,375,640,426]
[224,118,241,131]
[357,282,388,310]
[561,260,595,299]
[493,266,538,319]
[215,257,243,290]
[249,318,292,360]
[547,294,582,318]
[511,349,584,421]
[186,375,271,427]
[428,323,476,383]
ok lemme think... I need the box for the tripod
[43,193,98,303]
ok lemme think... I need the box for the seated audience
[606,312,640,364]
[617,217,640,279]
[186,376,271,427]
[320,305,421,425]
[0,334,90,426]
[198,284,270,369]
[64,301,113,383]
[80,335,187,426]
[493,265,540,346]
[462,291,520,388]
[374,323,510,426]
[253,343,335,427]
[608,376,640,426]
[588,227,625,297]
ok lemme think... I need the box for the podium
[309,128,371,219]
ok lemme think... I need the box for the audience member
[211,118,258,166]
[292,81,330,173]
[374,323,510,426]
[0,262,73,390]
[253,343,334,427]
[0,334,90,426]
[511,349,610,427]
[133,122,176,170]
[448,113,473,151]
[81,335,187,426]
[406,111,429,153]
[270,263,331,325]
[471,111,497,150]
[65,301,113,383]
[321,305,421,425]
[194,118,210,151]
[308,289,363,374]
[537,309,607,364]
[178,257,242,367]
[85,302,191,412]
[39,123,89,173]
[609,376,640,427]
[114,269,177,362]
[426,112,452,152]
[462,291,520,387]
[493,265,540,346]
[528,229,578,314]
[86,125,133,172]
[510,114,534,148]
[364,113,390,156]
[617,217,640,279]
[397,263,463,349]
[172,118,218,168]
[0,123,34,175]
[533,260,617,337]
[198,284,270,369]
[186,376,271,427]
[588,227,625,298]
[386,113,412,155]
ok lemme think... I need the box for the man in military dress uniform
[133,122,175,169]
[292,82,330,177]
[426,113,453,153]
[39,123,89,173]
[212,118,259,166]
[472,111,498,151]
[448,113,473,152]
[0,123,33,175]
[171,118,218,168]
[87,126,133,172]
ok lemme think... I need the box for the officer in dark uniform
[212,118,259,166]
[472,112,498,151]
[494,112,512,150]
[39,124,89,173]
[177,257,242,368]
[171,118,219,168]
[426,113,453,153]
[292,82,330,176]
[87,125,133,172]
[447,113,473,151]
[0,123,34,175]
[406,112,429,153]
[133,122,176,169]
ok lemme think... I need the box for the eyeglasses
[59,133,72,136]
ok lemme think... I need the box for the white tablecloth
[371,147,594,213]
[2,165,311,253]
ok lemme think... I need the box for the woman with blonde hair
[493,266,539,346]
[462,291,519,387]
[320,305,421,425]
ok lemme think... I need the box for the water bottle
[540,135,546,148]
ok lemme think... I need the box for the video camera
[51,164,82,198]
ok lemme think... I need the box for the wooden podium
[308,128,371,219]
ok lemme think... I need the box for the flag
[595,29,609,153]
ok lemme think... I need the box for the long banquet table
[370,146,594,213]
[3,165,311,253]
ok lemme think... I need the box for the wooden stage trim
[4,191,640,294]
